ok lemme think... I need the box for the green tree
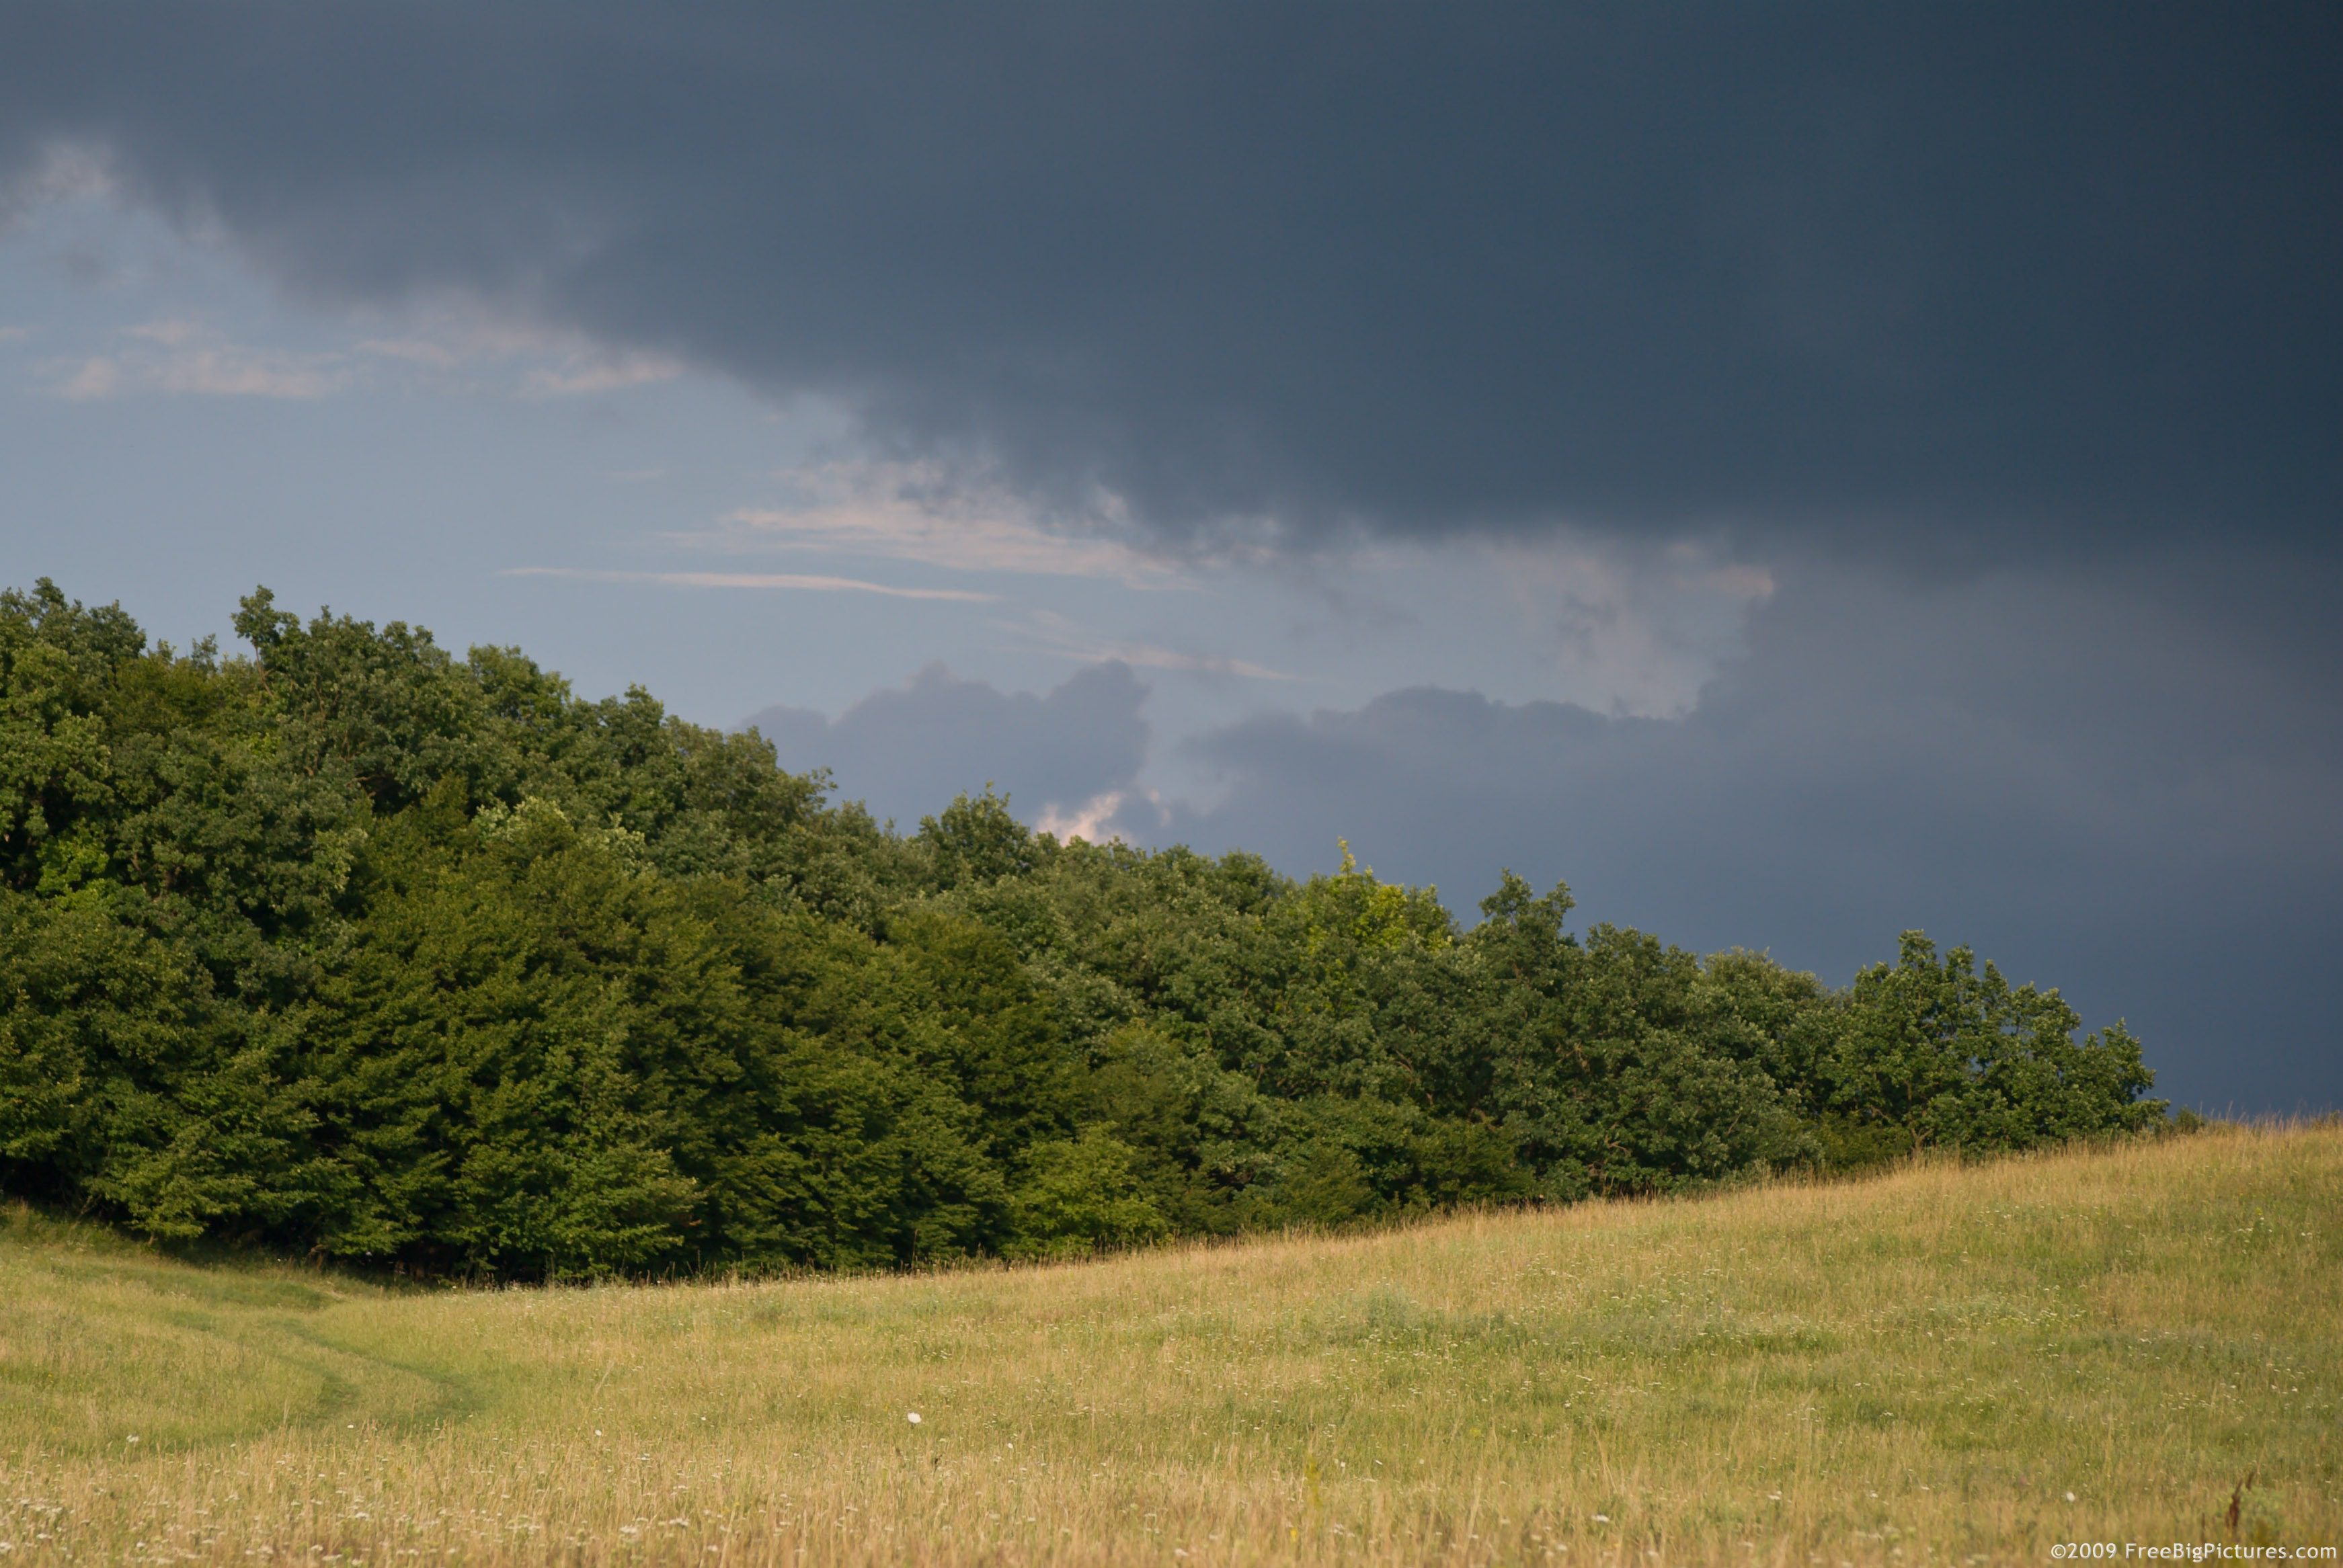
[0,580,2175,1276]
[1827,933,2162,1155]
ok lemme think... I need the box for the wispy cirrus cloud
[682,461,1186,586]
[52,317,346,399]
[517,352,682,397]
[499,565,994,603]
[1009,609,1295,681]
[356,311,681,397]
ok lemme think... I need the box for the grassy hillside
[2,1126,2336,1565]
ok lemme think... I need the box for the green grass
[2,1124,2338,1565]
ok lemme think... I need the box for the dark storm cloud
[744,660,1146,829]
[1154,554,2343,1112]
[3,2,2338,552]
[8,1,2336,1110]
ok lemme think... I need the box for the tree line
[0,581,2165,1277]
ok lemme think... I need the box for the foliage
[1820,932,2163,1156]
[0,581,2167,1276]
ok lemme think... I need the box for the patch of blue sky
[0,189,1764,781]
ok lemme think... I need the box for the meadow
[1,1123,2336,1566]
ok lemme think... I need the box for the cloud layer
[754,557,2340,1111]
[1167,555,2342,1109]
[4,5,2333,1112]
[54,318,346,399]
[5,3,2336,553]
[745,661,1150,832]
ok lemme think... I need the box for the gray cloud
[2,3,2336,554]
[746,660,1146,829]
[7,2,2334,1111]
[722,546,2342,1110]
[1154,553,2343,1112]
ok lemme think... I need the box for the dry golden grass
[2,1124,2337,1565]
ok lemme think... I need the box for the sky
[1,2,2336,1111]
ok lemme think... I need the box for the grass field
[1,1124,2336,1566]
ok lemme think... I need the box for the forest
[0,580,2164,1278]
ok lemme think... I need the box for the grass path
[2,1124,2338,1565]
